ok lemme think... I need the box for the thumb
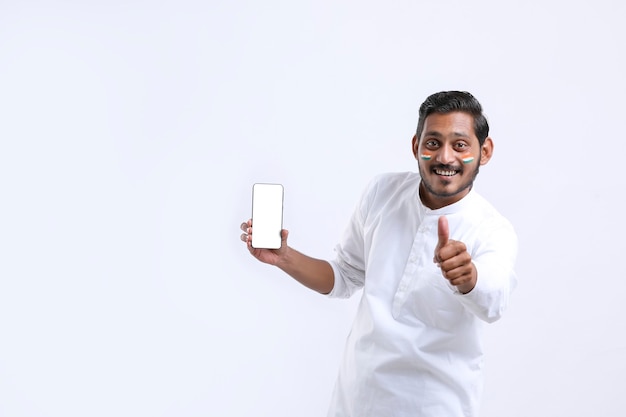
[280,229,289,248]
[436,215,449,250]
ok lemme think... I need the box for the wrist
[274,246,294,270]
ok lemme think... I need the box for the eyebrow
[423,130,471,139]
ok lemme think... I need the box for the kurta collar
[418,187,477,217]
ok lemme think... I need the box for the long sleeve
[327,182,371,299]
[453,217,518,323]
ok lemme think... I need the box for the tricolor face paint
[461,154,475,164]
[421,150,474,164]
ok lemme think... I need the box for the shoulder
[354,172,419,217]
[365,171,420,195]
[466,191,517,240]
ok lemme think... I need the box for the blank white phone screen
[251,183,284,249]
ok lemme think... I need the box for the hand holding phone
[251,183,284,249]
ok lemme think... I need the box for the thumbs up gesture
[433,216,477,294]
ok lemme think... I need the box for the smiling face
[412,111,493,209]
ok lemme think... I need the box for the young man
[240,91,518,417]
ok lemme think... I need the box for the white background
[1,0,624,416]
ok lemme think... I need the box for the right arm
[239,220,335,294]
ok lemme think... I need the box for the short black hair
[415,91,490,146]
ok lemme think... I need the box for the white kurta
[327,172,518,417]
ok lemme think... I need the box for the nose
[435,143,455,165]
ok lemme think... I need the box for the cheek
[420,151,433,161]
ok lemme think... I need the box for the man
[239,91,518,417]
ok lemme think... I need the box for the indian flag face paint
[462,154,475,164]
[420,153,432,161]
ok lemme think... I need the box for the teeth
[435,169,456,176]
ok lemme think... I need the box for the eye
[424,139,439,149]
[454,142,469,151]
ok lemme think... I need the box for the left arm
[435,215,518,322]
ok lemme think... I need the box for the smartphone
[251,183,284,249]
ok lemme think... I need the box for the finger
[433,216,449,263]
[437,215,449,249]
[240,233,248,242]
[279,229,289,248]
[439,245,469,269]
[240,219,252,232]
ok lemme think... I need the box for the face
[412,111,493,209]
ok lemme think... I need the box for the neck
[418,181,472,210]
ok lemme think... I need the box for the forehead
[421,111,476,140]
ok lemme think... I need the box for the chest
[361,210,477,325]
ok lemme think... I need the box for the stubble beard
[418,162,480,199]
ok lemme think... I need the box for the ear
[411,134,419,159]
[479,137,494,165]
